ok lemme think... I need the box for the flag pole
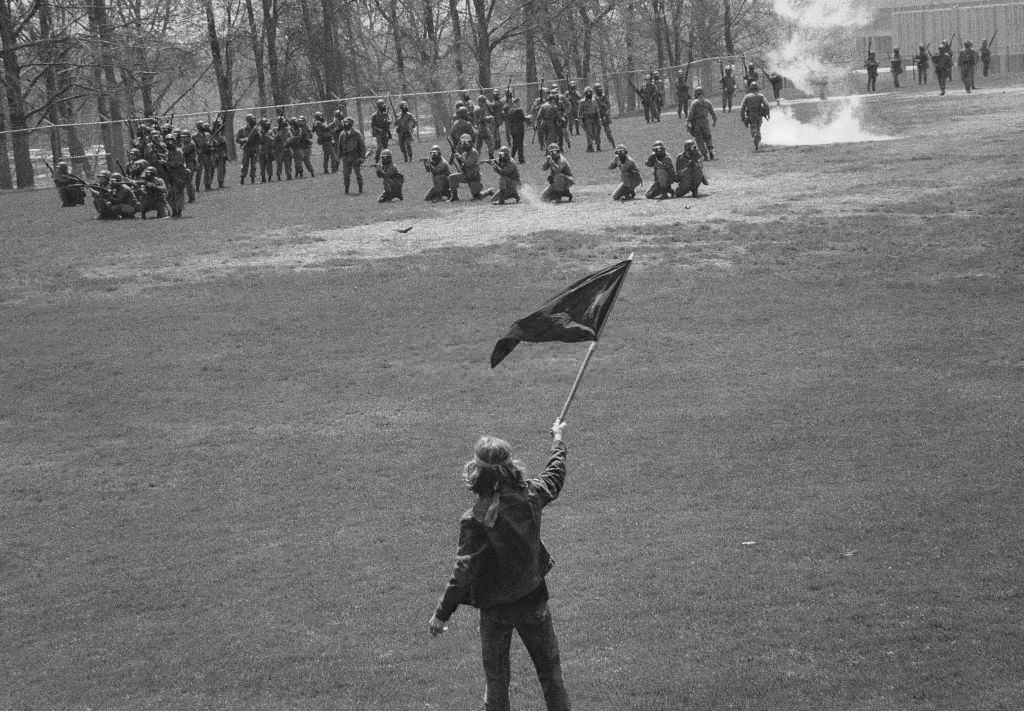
[555,253,634,424]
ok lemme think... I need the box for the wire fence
[3,50,1021,189]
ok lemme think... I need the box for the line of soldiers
[866,37,988,96]
[608,139,708,201]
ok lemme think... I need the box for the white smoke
[762,98,894,145]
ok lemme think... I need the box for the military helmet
[547,143,560,152]
[334,109,343,116]
[684,138,696,148]
[459,133,472,143]
[202,122,211,130]
[498,145,510,154]
[380,149,392,158]
[615,144,627,153]
[694,87,704,96]
[110,172,123,183]
[143,166,158,177]
[399,101,409,110]
[652,141,665,151]
[164,134,177,142]
[749,81,759,91]
[964,40,972,47]
[246,113,256,122]
[129,148,141,157]
[56,161,69,172]
[97,169,111,178]
[376,99,386,107]
[181,129,192,137]
[457,105,470,117]
[314,111,324,119]
[584,86,593,94]
[430,144,441,152]
[569,81,577,87]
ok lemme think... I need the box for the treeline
[1,0,779,188]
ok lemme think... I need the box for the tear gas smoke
[761,98,894,145]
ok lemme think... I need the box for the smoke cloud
[762,98,894,145]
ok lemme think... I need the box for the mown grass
[2,79,1023,711]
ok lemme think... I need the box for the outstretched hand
[550,420,566,440]
[429,614,447,637]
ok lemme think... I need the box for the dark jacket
[435,440,567,620]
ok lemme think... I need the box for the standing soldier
[686,87,718,160]
[608,144,642,201]
[337,116,367,195]
[490,146,522,204]
[137,166,169,219]
[719,66,736,112]
[639,75,658,123]
[374,149,404,202]
[743,63,758,91]
[370,99,392,163]
[209,117,228,189]
[505,97,527,164]
[162,134,191,218]
[931,43,953,96]
[653,71,665,119]
[739,81,771,152]
[274,116,293,180]
[594,83,615,147]
[767,72,784,104]
[328,110,344,173]
[674,139,708,198]
[473,95,496,160]
[293,116,315,177]
[422,145,452,202]
[979,38,992,77]
[450,106,476,159]
[258,118,276,183]
[180,130,199,201]
[676,70,692,119]
[643,141,675,200]
[865,51,879,92]
[52,162,87,206]
[193,122,213,192]
[313,111,338,175]
[916,45,930,84]
[540,143,574,203]
[448,133,493,201]
[395,101,418,163]
[890,47,903,88]
[235,113,261,185]
[536,92,563,154]
[565,81,582,135]
[958,40,977,93]
[579,87,602,152]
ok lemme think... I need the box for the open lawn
[2,78,1023,711]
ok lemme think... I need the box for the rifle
[867,39,872,55]
[719,59,724,78]
[506,77,512,98]
[440,125,457,160]
[626,78,643,98]
[115,159,128,176]
[989,29,997,48]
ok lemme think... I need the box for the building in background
[856,0,1023,72]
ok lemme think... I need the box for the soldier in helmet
[337,116,367,195]
[979,38,992,77]
[395,101,418,162]
[490,145,521,205]
[719,66,736,113]
[235,113,261,185]
[374,149,404,202]
[540,143,573,203]
[638,74,658,123]
[450,106,476,160]
[162,134,190,217]
[608,144,642,201]
[292,116,315,177]
[448,133,493,201]
[312,111,338,175]
[258,118,276,183]
[179,129,198,201]
[958,40,977,93]
[137,165,169,219]
[931,43,953,96]
[208,116,228,188]
[125,148,148,180]
[644,141,675,199]
[915,45,930,84]
[675,139,708,198]
[505,97,526,164]
[565,81,582,135]
[865,51,879,92]
[536,92,563,153]
[676,70,692,119]
[890,47,903,89]
[52,162,87,206]
[594,83,615,147]
[422,145,452,202]
[97,172,139,219]
[193,122,214,191]
[686,87,718,160]
[579,87,602,152]
[370,99,392,163]
[740,81,771,152]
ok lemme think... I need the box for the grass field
[3,76,1023,711]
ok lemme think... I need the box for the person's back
[431,420,572,711]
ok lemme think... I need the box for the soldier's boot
[344,180,350,195]
[448,188,460,202]
[356,177,363,194]
[708,148,715,161]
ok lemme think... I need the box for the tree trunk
[471,0,490,87]
[204,0,237,159]
[723,0,735,56]
[38,0,64,162]
[523,0,537,104]
[261,0,284,106]
[0,93,13,189]
[389,0,406,91]
[89,0,125,170]
[448,0,465,90]
[0,0,35,187]
[244,0,268,108]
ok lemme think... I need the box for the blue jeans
[479,600,571,711]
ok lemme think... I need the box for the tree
[0,0,36,187]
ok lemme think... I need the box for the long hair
[463,436,526,495]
